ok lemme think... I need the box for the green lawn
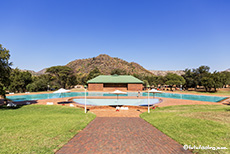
[140,105,230,154]
[172,90,230,96]
[0,105,96,154]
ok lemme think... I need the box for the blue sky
[1,0,230,72]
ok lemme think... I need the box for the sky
[1,0,230,72]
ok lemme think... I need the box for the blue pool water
[73,99,159,106]
[6,92,227,102]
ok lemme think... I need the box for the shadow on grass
[0,105,23,110]
[0,100,38,110]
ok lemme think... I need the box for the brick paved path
[56,117,191,154]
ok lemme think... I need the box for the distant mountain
[19,68,47,76]
[36,68,47,75]
[66,54,153,76]
[149,70,185,76]
[225,69,230,72]
[19,69,38,76]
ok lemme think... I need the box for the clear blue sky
[1,0,230,72]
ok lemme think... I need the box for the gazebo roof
[87,75,144,84]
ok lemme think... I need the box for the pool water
[143,93,227,102]
[6,92,227,102]
[73,99,159,106]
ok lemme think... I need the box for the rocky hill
[27,54,187,77]
[66,54,153,76]
[149,70,185,76]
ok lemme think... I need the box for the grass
[171,90,230,96]
[140,105,230,154]
[0,105,96,153]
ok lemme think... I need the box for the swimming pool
[73,99,159,106]
[6,92,227,102]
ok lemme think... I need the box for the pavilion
[87,75,144,91]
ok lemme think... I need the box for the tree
[210,71,225,92]
[66,75,77,88]
[200,73,215,92]
[143,80,149,88]
[46,66,75,89]
[164,73,185,91]
[87,67,102,81]
[155,76,165,88]
[26,74,53,92]
[0,44,12,99]
[182,69,197,90]
[193,65,210,87]
[133,73,145,81]
[110,69,127,75]
[220,71,230,88]
[143,75,157,87]
[8,69,32,93]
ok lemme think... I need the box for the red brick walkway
[56,117,191,154]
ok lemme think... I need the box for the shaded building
[87,75,143,91]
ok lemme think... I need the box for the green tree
[46,66,75,89]
[182,69,197,90]
[164,73,185,91]
[220,71,230,88]
[155,76,165,88]
[0,44,12,99]
[142,80,149,88]
[26,74,53,92]
[66,75,77,88]
[87,67,102,81]
[133,73,145,81]
[200,73,215,92]
[143,75,157,87]
[8,69,32,93]
[110,69,127,75]
[193,65,210,87]
[211,71,225,92]
[80,75,88,85]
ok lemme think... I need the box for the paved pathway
[90,108,145,117]
[56,117,191,154]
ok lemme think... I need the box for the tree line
[1,44,230,99]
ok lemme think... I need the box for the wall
[88,83,103,91]
[127,84,143,91]
[88,83,143,91]
[103,87,127,91]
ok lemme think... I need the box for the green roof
[87,75,144,84]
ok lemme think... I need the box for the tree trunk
[3,94,7,105]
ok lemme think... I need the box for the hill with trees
[66,54,153,76]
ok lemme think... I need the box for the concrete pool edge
[68,97,161,110]
[5,95,229,110]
